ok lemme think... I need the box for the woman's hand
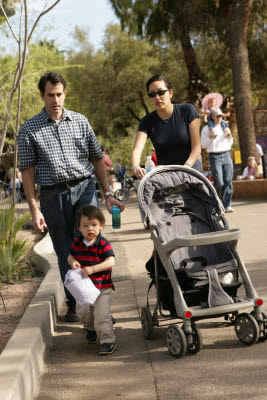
[132,166,146,179]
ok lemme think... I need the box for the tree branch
[27,0,61,44]
[126,105,141,122]
[0,2,19,42]
[138,91,150,115]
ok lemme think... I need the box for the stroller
[138,165,266,357]
[114,167,136,201]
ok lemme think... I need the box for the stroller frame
[138,165,266,357]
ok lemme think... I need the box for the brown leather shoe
[64,305,79,322]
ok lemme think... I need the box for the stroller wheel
[140,307,153,340]
[166,324,187,358]
[235,313,259,346]
[114,189,129,201]
[250,311,267,342]
[183,322,203,354]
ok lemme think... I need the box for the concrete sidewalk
[1,194,267,400]
[36,195,267,400]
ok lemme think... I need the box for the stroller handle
[154,228,242,256]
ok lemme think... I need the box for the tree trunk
[230,0,256,169]
[175,23,210,108]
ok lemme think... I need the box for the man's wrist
[104,191,113,197]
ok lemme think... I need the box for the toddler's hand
[71,260,81,269]
[81,267,94,277]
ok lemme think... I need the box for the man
[201,108,234,213]
[18,71,124,322]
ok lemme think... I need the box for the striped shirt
[18,107,103,186]
[69,234,115,290]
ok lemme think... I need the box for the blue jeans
[192,158,203,173]
[209,151,233,208]
[40,178,98,305]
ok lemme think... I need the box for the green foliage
[65,23,187,140]
[0,201,30,282]
[0,39,66,157]
[0,238,28,282]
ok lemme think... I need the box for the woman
[131,74,202,179]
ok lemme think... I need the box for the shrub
[0,202,31,282]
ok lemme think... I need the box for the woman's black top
[138,103,199,166]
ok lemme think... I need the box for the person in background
[201,108,234,213]
[256,143,263,176]
[9,168,22,203]
[18,71,124,323]
[67,205,116,356]
[202,93,230,137]
[99,147,113,203]
[237,156,259,180]
[131,74,202,178]
[151,148,157,166]
[115,158,122,174]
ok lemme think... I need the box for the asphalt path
[36,195,267,400]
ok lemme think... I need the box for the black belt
[209,151,228,155]
[42,176,89,190]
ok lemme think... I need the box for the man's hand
[32,209,47,232]
[105,195,125,213]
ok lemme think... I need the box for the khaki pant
[76,288,115,344]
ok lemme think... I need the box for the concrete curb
[0,234,65,400]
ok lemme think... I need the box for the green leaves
[0,201,30,282]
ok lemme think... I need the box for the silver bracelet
[132,165,140,171]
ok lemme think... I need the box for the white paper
[64,268,100,307]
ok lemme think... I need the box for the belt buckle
[66,180,75,189]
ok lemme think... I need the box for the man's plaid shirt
[18,107,103,186]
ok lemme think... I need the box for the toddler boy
[67,205,116,356]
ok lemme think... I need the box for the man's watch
[104,191,113,197]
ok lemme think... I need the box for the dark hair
[146,74,172,92]
[38,71,66,95]
[77,205,105,227]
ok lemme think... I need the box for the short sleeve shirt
[138,103,199,165]
[69,233,115,290]
[18,107,103,186]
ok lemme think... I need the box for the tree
[65,24,187,139]
[109,0,210,107]
[230,0,256,167]
[0,0,61,158]
[0,0,62,207]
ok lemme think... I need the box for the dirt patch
[0,213,44,354]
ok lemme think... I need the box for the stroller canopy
[137,166,224,228]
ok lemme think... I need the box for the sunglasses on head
[148,89,168,98]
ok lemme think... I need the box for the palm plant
[0,201,31,282]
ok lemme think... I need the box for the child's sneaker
[99,342,116,356]
[86,329,97,343]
